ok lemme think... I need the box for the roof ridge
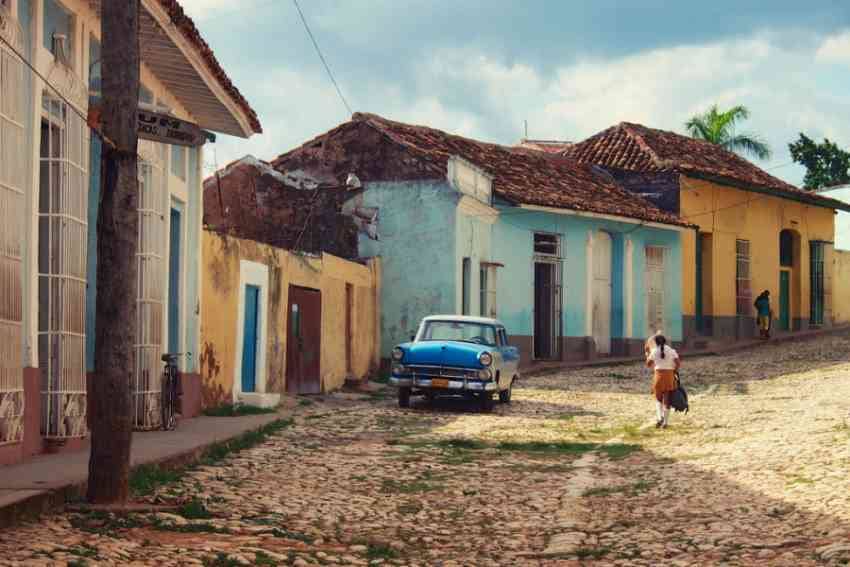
[618,122,670,170]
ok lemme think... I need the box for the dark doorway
[168,207,182,354]
[534,261,561,359]
[779,270,791,331]
[286,286,322,394]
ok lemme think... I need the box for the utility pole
[87,0,140,504]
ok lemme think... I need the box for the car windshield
[420,321,497,346]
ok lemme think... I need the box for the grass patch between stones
[201,403,278,417]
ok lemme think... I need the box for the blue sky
[182,1,850,186]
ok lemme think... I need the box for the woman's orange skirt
[652,369,677,398]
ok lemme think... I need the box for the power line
[292,0,353,117]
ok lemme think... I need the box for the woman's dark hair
[654,334,667,359]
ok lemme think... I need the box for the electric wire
[292,0,353,116]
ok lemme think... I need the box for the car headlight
[477,369,492,380]
[392,347,404,361]
[479,352,492,366]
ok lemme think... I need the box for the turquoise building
[272,113,688,366]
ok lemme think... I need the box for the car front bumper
[389,376,497,392]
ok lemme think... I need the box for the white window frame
[479,262,499,319]
[233,260,270,404]
[736,239,752,317]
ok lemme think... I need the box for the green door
[779,271,790,331]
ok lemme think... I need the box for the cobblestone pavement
[2,334,850,566]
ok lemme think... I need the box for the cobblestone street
[2,334,850,566]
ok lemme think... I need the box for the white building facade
[0,0,259,464]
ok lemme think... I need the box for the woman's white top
[648,346,679,371]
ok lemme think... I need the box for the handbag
[670,371,689,413]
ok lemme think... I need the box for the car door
[498,327,520,386]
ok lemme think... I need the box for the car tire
[499,380,513,404]
[398,387,411,408]
[480,392,495,412]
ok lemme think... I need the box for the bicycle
[161,353,183,430]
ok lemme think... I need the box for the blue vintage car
[389,315,520,411]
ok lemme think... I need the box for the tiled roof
[564,122,850,211]
[275,113,690,228]
[156,0,262,134]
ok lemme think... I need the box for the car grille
[406,365,479,379]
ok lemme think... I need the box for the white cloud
[209,30,850,188]
[178,0,257,22]
[815,30,850,64]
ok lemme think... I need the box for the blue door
[241,285,260,393]
[168,207,182,354]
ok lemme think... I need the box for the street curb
[523,324,850,378]
[0,415,285,530]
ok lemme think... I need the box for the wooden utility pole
[87,0,140,504]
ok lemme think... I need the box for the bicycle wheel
[161,371,175,430]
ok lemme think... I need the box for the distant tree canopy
[685,104,771,161]
[788,133,850,190]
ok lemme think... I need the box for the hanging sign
[137,109,206,147]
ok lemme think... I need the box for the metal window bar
[0,10,26,445]
[645,246,666,335]
[735,239,752,317]
[133,141,166,430]
[810,241,825,326]
[38,95,89,439]
[533,232,563,360]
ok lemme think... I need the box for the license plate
[431,378,449,388]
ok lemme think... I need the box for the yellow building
[200,231,381,409]
[565,122,850,343]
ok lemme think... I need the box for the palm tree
[685,105,772,161]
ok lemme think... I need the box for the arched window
[780,230,794,267]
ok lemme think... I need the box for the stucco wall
[834,250,850,324]
[200,231,380,406]
[347,181,458,357]
[680,176,835,334]
[820,186,850,251]
[491,208,683,354]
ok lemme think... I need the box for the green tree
[685,105,772,161]
[788,133,850,190]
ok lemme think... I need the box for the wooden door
[592,231,612,354]
[241,285,260,393]
[286,286,322,394]
[779,270,790,331]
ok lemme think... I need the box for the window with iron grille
[645,246,666,336]
[0,9,26,445]
[779,230,794,268]
[735,239,752,316]
[38,95,89,439]
[810,241,825,326]
[133,141,167,429]
[534,232,560,257]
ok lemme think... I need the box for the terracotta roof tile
[276,113,690,228]
[156,0,261,134]
[564,122,849,210]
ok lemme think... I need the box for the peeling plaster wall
[347,181,458,357]
[201,231,380,404]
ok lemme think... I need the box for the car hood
[399,341,491,368]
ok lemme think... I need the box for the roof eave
[141,0,259,137]
[684,171,850,213]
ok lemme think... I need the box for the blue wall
[492,207,683,343]
[353,181,458,356]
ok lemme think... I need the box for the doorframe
[166,198,186,366]
[233,260,270,404]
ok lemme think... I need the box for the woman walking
[646,334,680,428]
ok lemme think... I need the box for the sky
[181,0,850,186]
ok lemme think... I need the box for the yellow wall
[679,176,835,322]
[200,231,381,407]
[833,250,850,324]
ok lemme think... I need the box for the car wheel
[398,387,411,408]
[480,392,495,412]
[499,380,513,404]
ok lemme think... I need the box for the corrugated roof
[564,122,850,211]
